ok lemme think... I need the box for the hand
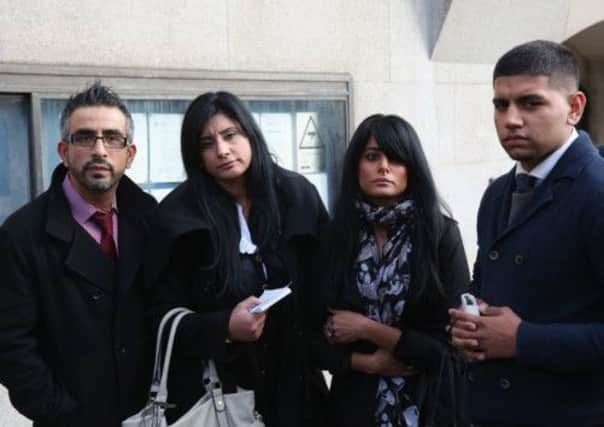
[369,349,417,377]
[449,303,521,361]
[447,299,486,361]
[228,296,266,342]
[325,309,369,344]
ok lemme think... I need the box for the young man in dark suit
[0,82,157,426]
[450,40,604,426]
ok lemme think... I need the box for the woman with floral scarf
[317,114,470,426]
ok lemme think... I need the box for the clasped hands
[324,309,416,377]
[324,309,369,344]
[448,299,521,361]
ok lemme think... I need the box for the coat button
[488,250,499,260]
[499,378,511,389]
[514,255,524,265]
[90,293,103,301]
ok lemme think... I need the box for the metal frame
[0,63,353,197]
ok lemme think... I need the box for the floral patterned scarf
[354,198,418,427]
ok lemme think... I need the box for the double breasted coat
[0,165,157,426]
[469,131,604,425]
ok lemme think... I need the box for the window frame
[0,63,353,198]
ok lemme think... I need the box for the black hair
[493,40,580,90]
[180,91,280,297]
[328,114,450,301]
[60,80,133,142]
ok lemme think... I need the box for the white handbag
[122,307,265,427]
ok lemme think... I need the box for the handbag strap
[155,308,193,403]
[203,359,230,427]
[150,307,192,394]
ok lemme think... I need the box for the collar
[515,127,578,183]
[62,174,118,222]
[237,203,257,254]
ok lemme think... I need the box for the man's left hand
[450,305,521,361]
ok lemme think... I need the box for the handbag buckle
[214,397,225,411]
[146,398,176,411]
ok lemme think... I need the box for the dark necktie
[515,173,538,194]
[508,173,538,224]
[91,211,117,259]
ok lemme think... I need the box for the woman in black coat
[146,91,329,426]
[317,114,470,426]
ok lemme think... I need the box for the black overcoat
[146,166,329,427]
[0,165,157,426]
[317,217,470,427]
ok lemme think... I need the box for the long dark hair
[329,114,450,301]
[180,91,281,296]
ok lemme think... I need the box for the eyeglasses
[68,131,128,150]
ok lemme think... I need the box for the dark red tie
[91,211,117,259]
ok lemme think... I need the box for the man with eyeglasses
[0,82,156,426]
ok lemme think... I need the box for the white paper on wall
[126,113,149,184]
[149,113,185,182]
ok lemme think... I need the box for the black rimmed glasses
[68,130,128,150]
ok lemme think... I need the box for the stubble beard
[74,159,121,193]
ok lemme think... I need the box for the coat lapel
[45,175,114,292]
[65,228,115,292]
[494,131,596,243]
[115,213,143,298]
[113,174,158,305]
[493,171,515,238]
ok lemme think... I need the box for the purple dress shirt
[62,174,119,254]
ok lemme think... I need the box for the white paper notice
[126,113,149,184]
[149,113,185,182]
[249,285,292,314]
[258,113,293,169]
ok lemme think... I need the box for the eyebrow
[493,92,546,103]
[73,128,124,134]
[517,94,546,102]
[200,126,240,140]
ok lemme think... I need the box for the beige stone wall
[590,61,604,144]
[0,0,497,269]
[583,60,604,145]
